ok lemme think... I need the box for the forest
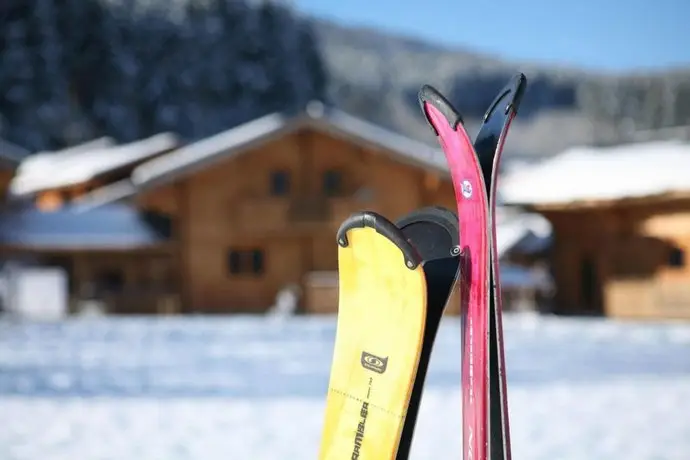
[0,0,327,151]
[0,0,688,156]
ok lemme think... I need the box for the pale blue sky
[293,0,689,72]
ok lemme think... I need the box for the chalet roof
[495,207,552,258]
[0,203,171,250]
[74,179,137,211]
[500,140,690,208]
[130,102,446,189]
[9,134,179,197]
[0,138,31,168]
[75,102,445,209]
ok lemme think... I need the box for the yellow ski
[318,211,427,460]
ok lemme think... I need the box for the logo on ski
[351,377,372,459]
[360,351,388,374]
[461,180,473,198]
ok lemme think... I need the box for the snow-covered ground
[1,313,690,460]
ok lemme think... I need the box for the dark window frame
[96,269,125,293]
[322,169,344,197]
[270,170,291,196]
[228,250,243,274]
[227,248,266,276]
[669,247,685,268]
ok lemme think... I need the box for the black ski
[395,206,461,459]
[472,73,527,460]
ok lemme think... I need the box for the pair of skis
[420,73,527,460]
[318,73,527,460]
[318,206,461,460]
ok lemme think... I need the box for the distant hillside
[1,1,687,158]
[310,18,690,157]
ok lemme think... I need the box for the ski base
[318,211,427,460]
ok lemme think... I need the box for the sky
[292,0,689,73]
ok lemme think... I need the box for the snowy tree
[28,0,74,147]
[0,1,40,149]
[0,0,331,150]
[253,1,328,114]
[295,18,328,107]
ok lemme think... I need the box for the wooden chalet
[0,135,178,315]
[9,134,178,211]
[74,102,460,314]
[0,103,551,316]
[501,140,690,320]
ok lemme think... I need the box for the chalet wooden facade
[0,105,463,315]
[98,106,459,314]
[540,197,690,319]
[0,104,551,316]
[501,140,690,320]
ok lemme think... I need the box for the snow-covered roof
[495,207,552,258]
[499,263,551,289]
[77,102,445,208]
[73,180,137,213]
[500,140,690,208]
[12,137,116,179]
[131,101,446,190]
[9,134,179,197]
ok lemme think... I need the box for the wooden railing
[235,199,290,233]
[234,196,362,234]
[287,196,331,223]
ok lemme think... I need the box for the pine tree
[296,18,329,106]
[30,0,73,148]
[0,0,40,149]
[0,0,332,149]
[93,1,142,142]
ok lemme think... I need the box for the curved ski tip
[336,210,422,270]
[509,72,528,114]
[483,73,529,122]
[417,85,463,136]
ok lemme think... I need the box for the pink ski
[417,73,527,460]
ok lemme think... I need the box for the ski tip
[337,211,422,270]
[482,73,528,123]
[417,85,464,136]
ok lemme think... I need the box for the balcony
[234,197,363,235]
[235,199,289,234]
[287,196,331,224]
[330,197,365,225]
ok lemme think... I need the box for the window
[227,248,265,275]
[579,257,602,315]
[36,190,66,211]
[228,251,243,274]
[669,247,685,268]
[322,169,343,196]
[96,269,125,293]
[270,170,290,196]
[251,249,264,273]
